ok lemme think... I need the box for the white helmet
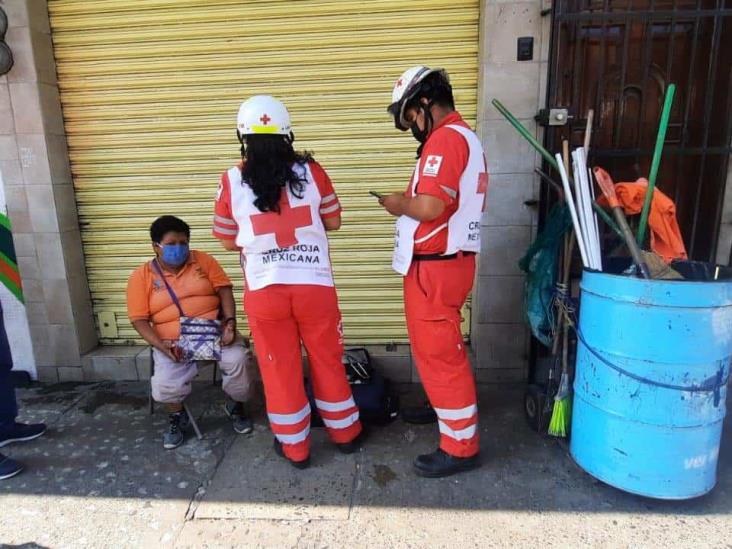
[237,95,292,137]
[388,65,442,130]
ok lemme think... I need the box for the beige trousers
[151,339,253,404]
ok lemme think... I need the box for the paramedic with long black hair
[213,95,363,469]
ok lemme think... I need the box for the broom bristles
[548,396,572,437]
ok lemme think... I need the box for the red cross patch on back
[250,194,312,248]
[478,172,489,212]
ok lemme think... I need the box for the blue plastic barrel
[570,270,731,499]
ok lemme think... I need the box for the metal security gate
[47,0,480,344]
[543,0,732,261]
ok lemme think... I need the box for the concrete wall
[471,0,550,382]
[0,0,97,381]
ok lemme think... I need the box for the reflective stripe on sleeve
[439,185,458,199]
[214,226,238,236]
[414,223,448,244]
[214,214,238,227]
[319,203,341,215]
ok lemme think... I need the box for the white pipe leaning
[555,153,590,268]
[572,148,602,271]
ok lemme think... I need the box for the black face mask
[410,102,434,158]
[410,121,429,144]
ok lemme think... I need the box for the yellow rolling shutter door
[48,0,480,344]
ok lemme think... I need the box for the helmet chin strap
[411,100,435,158]
[237,130,247,157]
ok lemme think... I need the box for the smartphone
[369,191,384,199]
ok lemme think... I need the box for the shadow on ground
[1,380,730,520]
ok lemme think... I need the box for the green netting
[518,203,572,347]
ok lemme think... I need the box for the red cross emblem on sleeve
[260,113,271,125]
[478,173,488,212]
[250,194,313,248]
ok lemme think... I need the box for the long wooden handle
[584,110,594,153]
[561,235,575,373]
[612,207,651,279]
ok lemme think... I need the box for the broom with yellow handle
[548,139,581,437]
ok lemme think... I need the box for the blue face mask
[159,243,189,267]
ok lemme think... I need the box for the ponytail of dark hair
[240,134,313,213]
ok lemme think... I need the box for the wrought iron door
[544,0,732,261]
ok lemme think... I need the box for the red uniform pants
[245,284,362,462]
[404,253,479,458]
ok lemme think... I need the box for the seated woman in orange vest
[127,215,254,450]
[213,95,363,469]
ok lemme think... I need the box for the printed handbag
[152,260,222,362]
[177,315,222,361]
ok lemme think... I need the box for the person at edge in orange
[379,67,489,478]
[213,95,364,469]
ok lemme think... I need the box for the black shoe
[337,426,367,455]
[413,448,481,478]
[224,401,254,435]
[163,411,186,450]
[0,422,47,448]
[273,438,310,470]
[0,453,23,480]
[401,405,438,425]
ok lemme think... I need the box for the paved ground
[0,380,730,548]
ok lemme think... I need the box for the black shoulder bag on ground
[306,347,400,426]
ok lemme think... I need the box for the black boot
[336,426,367,455]
[413,449,481,478]
[273,438,310,470]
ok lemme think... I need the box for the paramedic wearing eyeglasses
[213,95,364,469]
[380,67,489,478]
